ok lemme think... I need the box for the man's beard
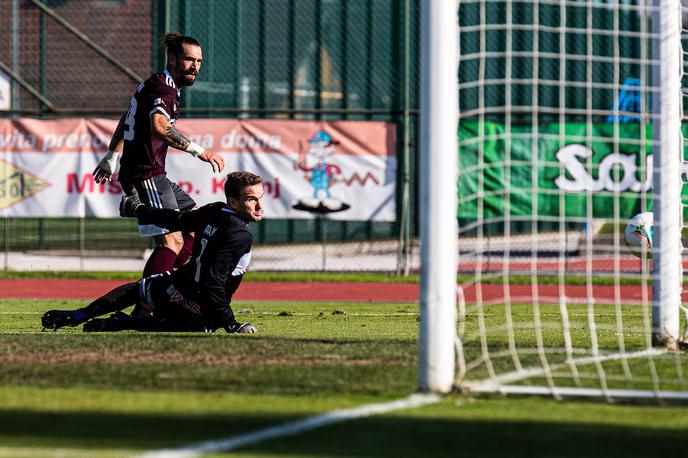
[178,65,197,86]
[182,73,197,87]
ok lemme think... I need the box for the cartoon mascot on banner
[293,130,350,214]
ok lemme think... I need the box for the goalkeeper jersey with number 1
[136,202,253,329]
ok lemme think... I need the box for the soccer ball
[624,212,653,258]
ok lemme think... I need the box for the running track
[0,279,663,304]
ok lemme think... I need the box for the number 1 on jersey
[194,238,209,282]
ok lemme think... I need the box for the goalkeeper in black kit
[41,171,264,334]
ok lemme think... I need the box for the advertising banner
[0,70,9,111]
[0,118,396,220]
[457,121,681,219]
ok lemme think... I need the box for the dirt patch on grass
[0,349,406,366]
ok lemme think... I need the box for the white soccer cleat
[227,322,257,334]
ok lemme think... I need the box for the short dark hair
[160,32,201,57]
[224,171,263,200]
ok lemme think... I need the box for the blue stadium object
[308,130,334,143]
[607,77,643,124]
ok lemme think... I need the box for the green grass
[1,298,687,457]
[458,301,688,393]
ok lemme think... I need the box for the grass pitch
[1,298,688,457]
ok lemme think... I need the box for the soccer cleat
[82,311,137,332]
[226,322,257,334]
[41,310,88,330]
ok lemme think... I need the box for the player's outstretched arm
[94,114,126,183]
[151,113,225,173]
[121,190,198,233]
[119,191,144,217]
[120,194,183,232]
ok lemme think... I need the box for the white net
[455,0,688,401]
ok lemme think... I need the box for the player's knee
[156,232,184,253]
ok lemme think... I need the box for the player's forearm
[108,115,126,151]
[135,206,184,232]
[151,113,187,149]
[95,115,125,179]
[161,124,191,150]
[135,205,199,233]
[152,119,205,157]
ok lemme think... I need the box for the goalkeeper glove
[119,191,144,217]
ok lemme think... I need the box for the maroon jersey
[118,69,181,182]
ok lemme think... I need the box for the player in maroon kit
[93,32,224,282]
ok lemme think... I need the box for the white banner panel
[0,70,10,111]
[0,118,397,221]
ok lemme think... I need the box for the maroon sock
[142,246,178,278]
[174,233,195,268]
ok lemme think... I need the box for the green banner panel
[457,121,671,220]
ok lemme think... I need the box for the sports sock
[173,233,195,268]
[142,246,178,278]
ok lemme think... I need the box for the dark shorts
[124,174,196,237]
[139,273,207,330]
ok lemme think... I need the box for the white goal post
[418,0,458,394]
[440,0,688,401]
[651,0,682,349]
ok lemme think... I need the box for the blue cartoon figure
[293,130,350,213]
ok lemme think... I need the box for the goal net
[453,0,688,401]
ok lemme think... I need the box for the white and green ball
[624,212,653,258]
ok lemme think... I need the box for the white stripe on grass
[0,446,138,457]
[130,393,440,458]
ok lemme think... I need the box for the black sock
[79,282,140,319]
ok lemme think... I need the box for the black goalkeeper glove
[119,191,144,217]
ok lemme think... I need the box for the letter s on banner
[554,144,602,193]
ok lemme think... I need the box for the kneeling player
[41,171,264,334]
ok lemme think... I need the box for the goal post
[651,0,682,348]
[418,0,458,394]
[453,0,688,402]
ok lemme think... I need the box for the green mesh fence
[159,1,413,118]
[458,1,647,122]
[0,0,152,113]
[0,0,419,272]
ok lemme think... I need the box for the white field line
[0,446,139,457]
[129,393,440,458]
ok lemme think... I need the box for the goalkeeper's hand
[93,150,120,183]
[119,192,144,218]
